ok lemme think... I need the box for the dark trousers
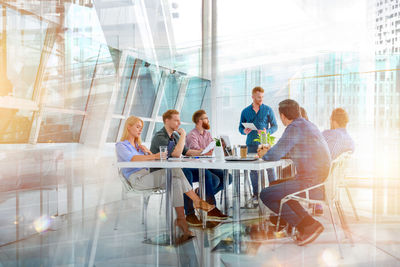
[182,168,219,216]
[250,168,276,195]
[259,179,324,227]
[208,169,232,194]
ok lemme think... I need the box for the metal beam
[116,58,142,141]
[28,24,57,144]
[174,77,189,112]
[145,70,167,142]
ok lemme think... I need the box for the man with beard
[150,110,228,227]
[239,87,278,202]
[186,110,232,200]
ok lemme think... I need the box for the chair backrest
[115,150,164,194]
[117,167,134,192]
[324,151,352,202]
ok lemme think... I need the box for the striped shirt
[186,128,213,150]
[239,104,278,145]
[322,128,355,160]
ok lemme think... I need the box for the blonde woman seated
[116,116,214,236]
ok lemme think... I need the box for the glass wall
[107,57,211,143]
[0,2,208,144]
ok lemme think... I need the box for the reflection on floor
[0,145,399,266]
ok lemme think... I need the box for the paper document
[201,141,216,155]
[241,122,258,131]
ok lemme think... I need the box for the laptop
[220,135,233,156]
[225,156,258,161]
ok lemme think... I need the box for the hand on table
[257,144,270,158]
[204,149,213,156]
[138,145,152,155]
[153,152,161,160]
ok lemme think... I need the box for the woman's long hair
[120,116,143,146]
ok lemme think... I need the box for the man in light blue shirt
[258,99,331,246]
[239,86,278,198]
[322,108,355,160]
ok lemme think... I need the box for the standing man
[150,110,228,227]
[239,86,278,200]
[186,110,232,196]
[322,108,355,160]
[258,99,331,246]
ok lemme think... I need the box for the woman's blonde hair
[120,116,143,145]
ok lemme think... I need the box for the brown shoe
[194,200,215,212]
[186,214,202,227]
[207,207,229,220]
[206,220,221,229]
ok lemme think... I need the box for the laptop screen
[220,136,232,156]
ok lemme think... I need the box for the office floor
[0,145,399,267]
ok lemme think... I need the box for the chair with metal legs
[338,172,359,221]
[275,151,353,258]
[113,167,165,240]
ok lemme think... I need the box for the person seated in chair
[116,116,214,237]
[257,99,331,246]
[186,109,232,199]
[150,110,228,227]
[322,108,355,160]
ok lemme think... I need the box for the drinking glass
[160,146,168,160]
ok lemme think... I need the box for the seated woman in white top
[116,116,214,236]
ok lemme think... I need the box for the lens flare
[320,249,339,267]
[98,210,107,221]
[33,215,51,233]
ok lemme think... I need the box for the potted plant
[254,129,276,147]
[213,137,225,160]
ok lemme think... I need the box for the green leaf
[213,137,221,146]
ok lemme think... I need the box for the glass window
[106,118,122,143]
[114,56,136,115]
[0,108,33,143]
[38,113,84,143]
[44,5,116,111]
[141,121,150,140]
[180,124,193,134]
[130,63,161,118]
[180,77,210,122]
[3,8,48,100]
[158,72,182,116]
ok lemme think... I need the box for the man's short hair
[192,109,206,124]
[162,109,179,123]
[331,108,349,127]
[278,99,301,120]
[252,86,264,95]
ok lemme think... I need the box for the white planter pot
[214,146,225,161]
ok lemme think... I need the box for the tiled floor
[0,145,399,266]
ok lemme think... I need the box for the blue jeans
[259,179,324,227]
[209,169,232,194]
[182,168,219,216]
[250,168,276,195]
